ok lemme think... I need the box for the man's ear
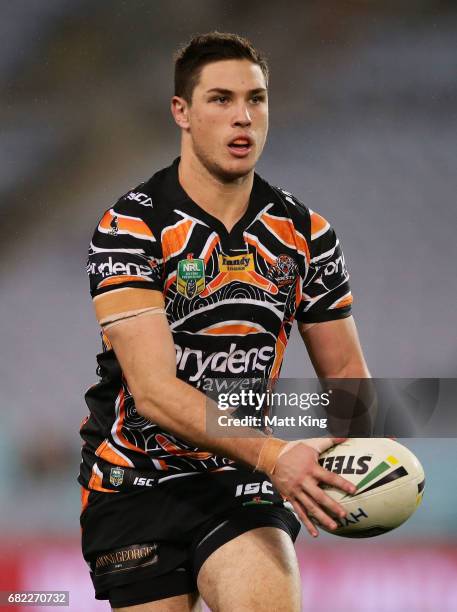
[171,96,190,130]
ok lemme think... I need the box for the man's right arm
[102,290,265,468]
[98,289,356,537]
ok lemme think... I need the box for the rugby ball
[318,438,425,537]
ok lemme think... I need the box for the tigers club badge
[267,254,298,287]
[177,256,206,299]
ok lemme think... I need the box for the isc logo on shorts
[235,481,273,497]
[133,476,155,487]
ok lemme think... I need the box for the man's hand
[270,437,356,537]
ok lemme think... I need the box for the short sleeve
[295,211,353,323]
[87,194,163,299]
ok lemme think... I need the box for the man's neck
[178,149,254,233]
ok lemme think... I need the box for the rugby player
[79,32,370,611]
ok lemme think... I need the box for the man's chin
[213,157,257,183]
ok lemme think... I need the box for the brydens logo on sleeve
[87,257,155,278]
[175,343,274,382]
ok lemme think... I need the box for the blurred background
[1,1,456,610]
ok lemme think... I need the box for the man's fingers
[305,481,347,519]
[315,465,356,495]
[295,490,339,532]
[290,498,319,538]
[305,437,347,455]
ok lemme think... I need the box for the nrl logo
[110,466,124,487]
[177,255,206,299]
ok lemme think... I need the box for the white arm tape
[100,307,166,331]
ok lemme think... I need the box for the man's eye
[213,96,228,104]
[251,95,265,104]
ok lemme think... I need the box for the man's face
[183,59,268,181]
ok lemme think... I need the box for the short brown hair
[174,31,269,103]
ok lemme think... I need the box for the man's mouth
[227,137,253,157]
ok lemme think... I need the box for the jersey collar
[161,157,270,252]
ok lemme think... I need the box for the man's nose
[232,103,252,127]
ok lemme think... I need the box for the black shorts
[81,468,300,608]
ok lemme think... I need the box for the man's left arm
[298,317,375,436]
[293,207,374,432]
[297,316,370,379]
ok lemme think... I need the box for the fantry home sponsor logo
[218,253,254,272]
[175,343,274,382]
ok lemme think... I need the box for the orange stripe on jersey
[155,434,213,460]
[333,294,353,309]
[261,213,311,262]
[97,275,152,289]
[162,219,193,261]
[88,466,117,493]
[119,218,154,238]
[210,466,236,472]
[310,212,329,239]
[81,487,90,514]
[261,214,296,249]
[295,231,311,263]
[203,323,263,335]
[95,439,133,467]
[100,211,154,239]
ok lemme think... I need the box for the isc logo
[126,191,153,207]
[133,477,155,487]
[235,482,273,497]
